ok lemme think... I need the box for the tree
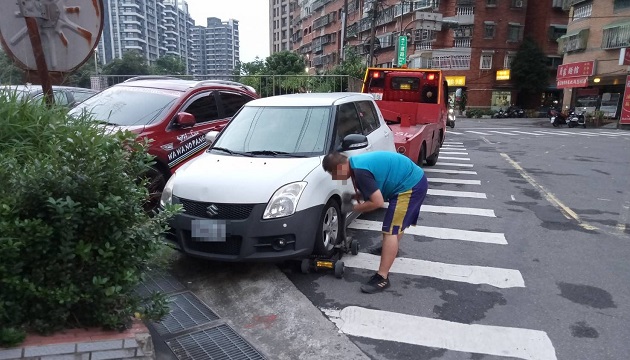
[510,37,550,108]
[63,55,98,88]
[151,55,186,75]
[265,51,306,75]
[0,51,25,85]
[235,57,267,76]
[101,50,151,76]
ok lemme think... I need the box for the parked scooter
[567,108,586,128]
[447,108,456,128]
[507,105,525,118]
[493,108,508,118]
[549,109,567,127]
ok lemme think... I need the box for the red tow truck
[361,67,449,166]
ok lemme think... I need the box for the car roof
[244,92,374,107]
[0,85,97,93]
[118,77,257,94]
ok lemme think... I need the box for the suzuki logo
[206,204,219,217]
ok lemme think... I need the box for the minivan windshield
[211,106,331,156]
[67,86,180,126]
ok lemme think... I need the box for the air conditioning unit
[514,0,523,7]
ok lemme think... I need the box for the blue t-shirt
[349,151,425,201]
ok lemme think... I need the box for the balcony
[556,28,589,54]
[454,38,471,48]
[443,6,474,26]
[601,19,630,49]
[562,0,589,10]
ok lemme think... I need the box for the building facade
[557,0,630,121]
[270,0,293,53]
[97,0,196,73]
[290,0,570,110]
[192,18,240,76]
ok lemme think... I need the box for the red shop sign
[556,61,595,80]
[620,75,630,125]
[556,77,588,89]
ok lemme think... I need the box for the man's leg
[377,232,403,278]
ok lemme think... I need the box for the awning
[557,28,589,54]
[603,19,630,30]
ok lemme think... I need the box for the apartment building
[98,0,195,72]
[192,18,241,77]
[290,0,570,109]
[270,0,293,53]
[557,0,630,121]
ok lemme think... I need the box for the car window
[356,101,380,135]
[212,106,331,155]
[183,93,220,123]
[72,91,95,103]
[334,102,363,146]
[219,91,253,117]
[54,91,69,105]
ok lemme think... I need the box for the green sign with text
[397,35,407,66]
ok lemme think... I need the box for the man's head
[322,152,351,180]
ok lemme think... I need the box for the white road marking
[446,131,464,135]
[444,141,464,144]
[381,202,495,217]
[511,195,516,201]
[532,131,571,136]
[428,178,480,185]
[424,168,477,175]
[439,156,470,161]
[488,131,518,136]
[321,306,557,360]
[439,151,469,155]
[511,131,545,136]
[558,131,597,137]
[434,162,474,168]
[343,253,525,288]
[349,219,507,244]
[466,131,490,135]
[428,189,487,198]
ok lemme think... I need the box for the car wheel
[144,166,166,214]
[313,199,342,257]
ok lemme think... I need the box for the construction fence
[90,74,365,98]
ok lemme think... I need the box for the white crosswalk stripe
[322,307,557,360]
[381,203,495,217]
[465,131,490,135]
[439,156,470,161]
[454,128,630,140]
[428,189,486,198]
[431,162,474,167]
[424,168,477,175]
[439,151,468,155]
[446,131,464,135]
[511,131,545,136]
[444,141,464,144]
[488,130,518,136]
[428,177,480,185]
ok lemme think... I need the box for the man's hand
[341,192,355,214]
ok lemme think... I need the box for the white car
[160,92,395,262]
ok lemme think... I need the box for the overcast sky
[184,0,270,63]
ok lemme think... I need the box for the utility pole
[367,0,379,67]
[341,0,348,62]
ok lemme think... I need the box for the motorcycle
[493,108,507,118]
[567,109,586,128]
[447,108,456,128]
[549,109,567,127]
[507,106,525,118]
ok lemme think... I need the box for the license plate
[191,219,227,242]
[370,92,383,100]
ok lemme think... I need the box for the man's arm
[352,169,383,213]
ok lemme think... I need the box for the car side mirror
[176,112,196,128]
[205,130,219,145]
[338,134,368,152]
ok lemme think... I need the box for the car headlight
[263,182,307,219]
[160,173,177,208]
[449,108,454,114]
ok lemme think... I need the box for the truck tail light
[427,73,435,81]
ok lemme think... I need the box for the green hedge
[466,108,496,118]
[0,92,179,347]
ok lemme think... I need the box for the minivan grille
[179,199,255,220]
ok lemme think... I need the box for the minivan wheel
[313,199,342,257]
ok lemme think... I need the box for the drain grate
[167,324,267,360]
[134,270,186,298]
[153,292,220,336]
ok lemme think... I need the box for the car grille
[184,231,242,256]
[178,199,255,220]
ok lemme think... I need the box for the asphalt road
[163,117,630,360]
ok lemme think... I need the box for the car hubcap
[322,207,339,250]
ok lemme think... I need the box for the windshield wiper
[246,150,305,157]
[211,147,253,157]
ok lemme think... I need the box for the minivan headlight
[263,182,307,219]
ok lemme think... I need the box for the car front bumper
[164,197,324,262]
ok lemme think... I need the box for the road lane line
[511,131,545,136]
[428,178,480,185]
[444,141,464,144]
[532,131,571,136]
[446,131,464,135]
[349,219,507,244]
[488,131,518,136]
[439,156,470,161]
[439,151,469,155]
[500,153,598,231]
[428,189,486,198]
[380,203,495,217]
[321,306,557,360]
[424,169,477,175]
[343,253,524,288]
[434,162,474,167]
[466,131,490,135]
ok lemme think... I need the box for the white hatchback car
[160,92,395,262]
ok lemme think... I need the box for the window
[480,54,493,69]
[614,0,630,11]
[356,101,380,135]
[484,22,495,38]
[491,91,511,109]
[486,0,497,5]
[391,77,420,90]
[508,24,523,42]
[335,102,363,145]
[183,93,220,123]
[602,21,630,49]
[572,2,592,20]
[504,53,515,69]
[219,92,253,117]
[71,91,96,103]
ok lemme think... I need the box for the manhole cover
[167,324,267,360]
[153,292,220,336]
[135,270,186,298]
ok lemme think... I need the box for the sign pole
[24,16,54,107]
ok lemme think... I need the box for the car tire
[144,166,167,214]
[417,143,426,167]
[313,199,342,257]
[425,139,441,166]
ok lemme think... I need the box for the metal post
[24,17,53,107]
[368,0,379,67]
[341,0,348,62]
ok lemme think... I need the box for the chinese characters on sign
[445,76,466,86]
[620,75,630,125]
[556,77,589,89]
[556,61,595,80]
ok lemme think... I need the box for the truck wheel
[417,143,426,167]
[314,199,342,257]
[425,140,441,166]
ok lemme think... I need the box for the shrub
[0,93,180,347]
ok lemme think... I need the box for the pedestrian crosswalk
[317,140,559,359]
[447,128,630,139]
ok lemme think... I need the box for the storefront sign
[445,76,466,86]
[620,75,630,125]
[557,77,588,89]
[496,70,510,80]
[556,61,595,79]
[619,48,630,66]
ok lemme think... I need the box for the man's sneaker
[360,273,390,294]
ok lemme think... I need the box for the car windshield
[0,88,29,101]
[67,86,180,126]
[212,106,332,156]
